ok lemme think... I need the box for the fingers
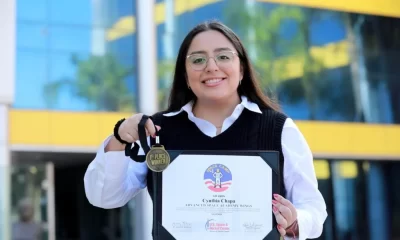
[118,113,162,143]
[274,194,297,219]
[142,117,161,138]
[277,224,286,236]
[272,199,292,221]
[121,132,135,143]
[144,118,157,137]
[273,206,287,236]
[273,205,288,228]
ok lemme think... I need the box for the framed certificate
[149,150,281,240]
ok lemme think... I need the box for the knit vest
[146,108,288,201]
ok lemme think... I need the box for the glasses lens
[188,55,207,70]
[187,51,235,70]
[216,51,234,63]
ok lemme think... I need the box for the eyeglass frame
[186,50,239,71]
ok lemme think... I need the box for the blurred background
[0,0,399,239]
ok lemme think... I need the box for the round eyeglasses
[186,51,238,71]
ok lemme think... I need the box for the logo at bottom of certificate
[204,219,230,232]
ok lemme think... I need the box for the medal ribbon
[124,114,158,162]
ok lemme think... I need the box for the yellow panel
[338,161,358,178]
[106,0,221,41]
[106,0,399,41]
[295,121,400,159]
[10,110,128,147]
[259,0,400,18]
[314,160,330,180]
[9,110,400,160]
[106,16,136,41]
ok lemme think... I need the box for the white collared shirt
[84,96,327,240]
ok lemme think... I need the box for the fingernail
[277,224,281,229]
[273,206,278,212]
[273,194,280,200]
[272,200,278,205]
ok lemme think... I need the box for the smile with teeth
[203,78,225,84]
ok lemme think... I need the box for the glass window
[17,23,48,51]
[48,0,92,26]
[44,52,136,112]
[14,0,137,112]
[10,164,49,240]
[315,159,398,240]
[47,0,135,28]
[48,26,92,54]
[17,0,47,22]
[13,51,48,109]
[157,1,400,124]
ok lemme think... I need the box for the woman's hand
[272,194,298,237]
[105,113,161,152]
[118,113,160,143]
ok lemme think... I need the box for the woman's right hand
[105,113,160,152]
[118,113,160,143]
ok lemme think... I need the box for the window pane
[45,52,136,112]
[159,1,400,124]
[48,0,92,26]
[13,51,48,109]
[48,26,92,54]
[47,0,135,28]
[17,0,47,22]
[17,23,48,50]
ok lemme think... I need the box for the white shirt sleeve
[83,135,149,209]
[282,118,328,240]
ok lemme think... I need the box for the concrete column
[137,0,158,115]
[0,0,16,239]
[134,1,157,240]
[0,105,11,240]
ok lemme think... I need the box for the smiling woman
[84,20,327,240]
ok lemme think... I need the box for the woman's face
[185,30,243,103]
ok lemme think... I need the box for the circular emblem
[203,164,232,192]
[146,146,170,172]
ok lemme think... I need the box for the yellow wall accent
[296,121,400,159]
[9,110,400,160]
[314,160,330,180]
[106,0,400,41]
[275,40,349,80]
[259,0,400,18]
[106,0,221,41]
[338,161,358,178]
[10,110,127,147]
[106,16,136,42]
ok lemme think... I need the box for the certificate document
[157,151,280,240]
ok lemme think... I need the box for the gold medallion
[146,145,171,172]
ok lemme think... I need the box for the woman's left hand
[272,194,298,236]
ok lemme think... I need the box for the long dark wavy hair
[167,20,280,112]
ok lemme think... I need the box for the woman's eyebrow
[188,47,232,55]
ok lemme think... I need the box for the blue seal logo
[203,164,232,192]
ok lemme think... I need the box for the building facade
[1,0,400,239]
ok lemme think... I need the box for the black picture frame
[151,150,281,240]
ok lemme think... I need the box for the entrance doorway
[11,151,133,240]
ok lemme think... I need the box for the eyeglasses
[186,51,238,71]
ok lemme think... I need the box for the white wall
[0,0,16,239]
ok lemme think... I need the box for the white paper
[162,154,273,240]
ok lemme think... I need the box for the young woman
[84,20,327,239]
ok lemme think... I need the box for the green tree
[157,59,176,110]
[43,54,135,112]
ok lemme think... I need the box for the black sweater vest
[146,108,288,201]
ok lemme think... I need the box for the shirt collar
[163,96,262,117]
